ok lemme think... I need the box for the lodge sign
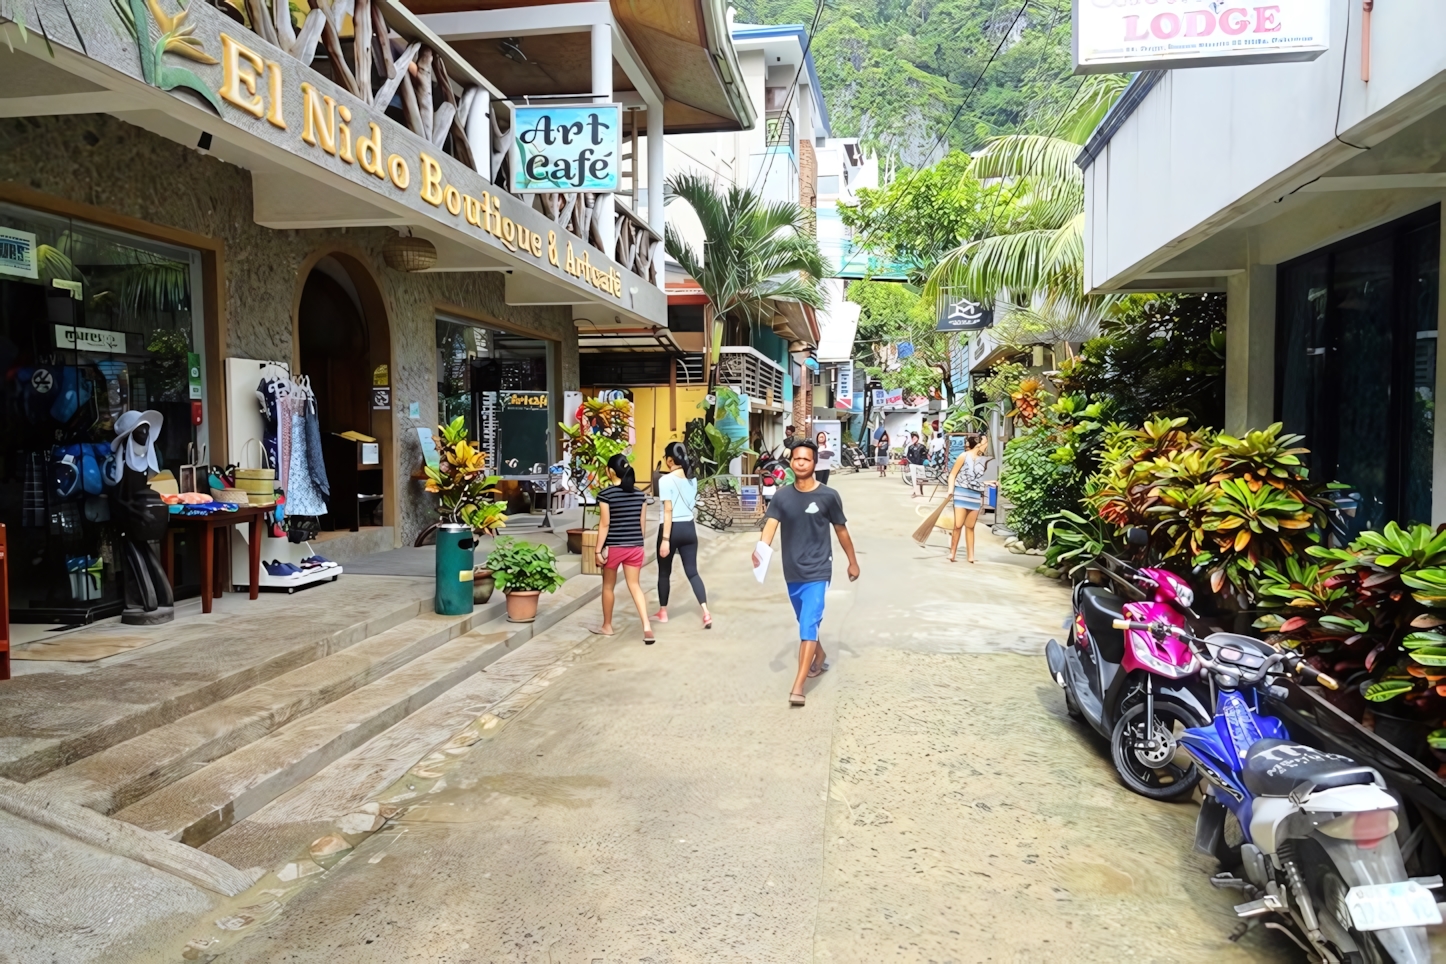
[1073,0,1329,73]
[936,297,993,333]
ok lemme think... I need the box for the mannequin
[110,410,174,625]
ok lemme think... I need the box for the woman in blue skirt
[944,434,991,563]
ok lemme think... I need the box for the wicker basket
[211,487,249,505]
[383,234,438,272]
[580,530,601,575]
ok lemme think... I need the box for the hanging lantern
[383,234,437,272]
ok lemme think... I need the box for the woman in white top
[814,430,835,485]
[944,434,991,564]
[652,442,711,629]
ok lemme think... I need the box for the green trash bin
[434,523,476,616]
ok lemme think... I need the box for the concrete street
[203,470,1294,963]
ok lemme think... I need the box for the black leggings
[657,519,706,606]
[816,469,831,485]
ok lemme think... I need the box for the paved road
[212,472,1295,963]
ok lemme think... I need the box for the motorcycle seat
[1242,738,1376,797]
[1078,587,1126,663]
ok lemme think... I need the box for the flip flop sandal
[643,631,656,645]
[587,627,616,637]
[789,692,806,707]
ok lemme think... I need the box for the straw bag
[233,438,276,505]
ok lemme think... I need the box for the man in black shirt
[906,432,928,498]
[752,439,861,707]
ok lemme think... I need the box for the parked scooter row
[1044,528,1442,961]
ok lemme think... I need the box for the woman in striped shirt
[593,453,654,643]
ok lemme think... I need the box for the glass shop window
[0,202,205,621]
[435,315,554,476]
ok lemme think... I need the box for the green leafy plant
[424,416,505,534]
[1045,508,1115,574]
[999,406,1083,548]
[559,397,633,527]
[485,537,565,594]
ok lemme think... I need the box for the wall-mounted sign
[0,227,37,279]
[884,389,905,407]
[836,366,853,401]
[55,325,125,354]
[508,105,621,194]
[1073,0,1330,73]
[188,352,203,399]
[372,387,392,410]
[937,297,994,332]
[872,388,886,408]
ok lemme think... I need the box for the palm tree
[925,74,1128,308]
[664,172,829,382]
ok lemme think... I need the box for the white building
[1081,0,1446,533]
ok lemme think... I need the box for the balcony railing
[716,347,786,411]
[206,0,660,284]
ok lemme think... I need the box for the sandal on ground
[587,626,616,637]
[702,614,712,630]
[651,610,668,623]
[789,691,806,707]
[808,660,830,679]
[643,630,656,645]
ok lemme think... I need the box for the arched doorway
[295,252,392,535]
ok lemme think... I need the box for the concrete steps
[113,624,520,846]
[103,568,604,850]
[29,602,505,814]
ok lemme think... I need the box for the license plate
[1346,882,1443,931]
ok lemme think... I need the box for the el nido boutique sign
[508,106,621,194]
[1073,0,1329,73]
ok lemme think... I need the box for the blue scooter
[1114,618,1440,963]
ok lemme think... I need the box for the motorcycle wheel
[1319,869,1388,964]
[1109,699,1202,801]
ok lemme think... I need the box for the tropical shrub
[999,408,1084,548]
[485,537,565,594]
[425,416,506,534]
[1083,419,1333,599]
[559,397,632,525]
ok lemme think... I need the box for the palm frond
[972,134,1083,186]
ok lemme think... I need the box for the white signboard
[55,325,126,354]
[0,227,38,279]
[1073,0,1330,74]
[836,366,853,401]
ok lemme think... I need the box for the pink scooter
[1045,530,1212,800]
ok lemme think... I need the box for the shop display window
[435,315,553,476]
[0,202,205,621]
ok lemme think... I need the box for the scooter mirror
[1126,527,1149,547]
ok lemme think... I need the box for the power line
[746,0,827,198]
[869,0,1032,230]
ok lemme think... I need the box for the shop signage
[55,325,126,354]
[508,105,621,194]
[884,389,905,407]
[872,388,886,408]
[937,297,993,332]
[44,0,641,306]
[836,366,853,400]
[372,387,391,410]
[188,352,203,399]
[0,227,38,279]
[1073,0,1330,73]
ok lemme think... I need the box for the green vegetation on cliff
[732,0,1079,164]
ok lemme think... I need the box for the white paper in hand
[752,541,773,583]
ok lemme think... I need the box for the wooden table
[160,505,267,614]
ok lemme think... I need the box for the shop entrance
[296,254,391,534]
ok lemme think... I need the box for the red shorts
[601,545,645,569]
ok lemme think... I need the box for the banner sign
[508,105,621,194]
[0,227,37,279]
[937,297,993,332]
[836,366,853,400]
[884,389,905,407]
[1073,0,1330,73]
[872,388,886,408]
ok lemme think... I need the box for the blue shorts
[787,580,829,641]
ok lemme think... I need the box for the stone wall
[0,113,579,544]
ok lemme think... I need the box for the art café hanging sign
[508,106,621,194]
[1073,0,1330,73]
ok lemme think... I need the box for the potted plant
[559,397,632,556]
[486,536,565,622]
[417,416,507,547]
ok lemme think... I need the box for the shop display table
[161,505,267,614]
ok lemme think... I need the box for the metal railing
[716,347,786,410]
